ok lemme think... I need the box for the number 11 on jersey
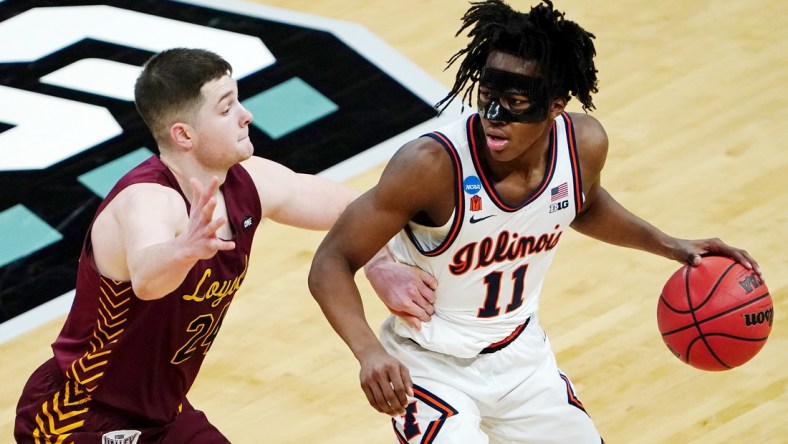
[477,264,528,318]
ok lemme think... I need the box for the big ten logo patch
[0,0,439,321]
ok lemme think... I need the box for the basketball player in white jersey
[309,1,760,442]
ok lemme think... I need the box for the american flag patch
[551,182,568,202]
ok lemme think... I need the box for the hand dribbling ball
[657,256,772,371]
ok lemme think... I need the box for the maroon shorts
[15,357,230,444]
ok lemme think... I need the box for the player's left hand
[364,247,437,330]
[671,237,761,275]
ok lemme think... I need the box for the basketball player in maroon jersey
[309,1,761,442]
[14,48,434,443]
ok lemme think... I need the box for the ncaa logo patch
[463,175,482,195]
[0,0,459,325]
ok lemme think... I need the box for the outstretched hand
[672,237,760,275]
[183,177,236,259]
[365,251,437,330]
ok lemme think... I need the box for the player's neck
[159,152,228,200]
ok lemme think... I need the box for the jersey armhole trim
[561,112,584,215]
[406,132,464,256]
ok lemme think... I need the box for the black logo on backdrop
[0,0,437,321]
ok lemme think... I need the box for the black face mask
[477,67,551,123]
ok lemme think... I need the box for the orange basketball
[657,256,772,371]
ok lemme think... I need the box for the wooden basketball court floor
[1,0,786,442]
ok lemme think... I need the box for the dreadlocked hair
[435,0,598,114]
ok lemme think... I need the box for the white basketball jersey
[388,112,584,358]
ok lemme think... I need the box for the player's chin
[237,140,254,159]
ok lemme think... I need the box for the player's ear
[547,97,567,120]
[170,122,194,149]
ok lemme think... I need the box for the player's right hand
[183,176,236,259]
[358,348,414,416]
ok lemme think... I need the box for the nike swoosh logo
[469,214,496,224]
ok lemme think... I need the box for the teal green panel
[244,77,339,139]
[0,204,63,268]
[78,147,154,197]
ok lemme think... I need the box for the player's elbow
[129,270,173,301]
[131,280,164,301]
[308,250,355,300]
[308,255,330,302]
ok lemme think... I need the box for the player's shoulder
[390,135,453,168]
[374,135,456,205]
[239,155,274,174]
[566,112,607,147]
[239,155,295,180]
[113,182,182,206]
[96,182,186,235]
[238,156,295,199]
[376,136,455,191]
[566,111,608,167]
[106,182,182,219]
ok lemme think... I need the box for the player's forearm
[127,239,201,300]
[309,255,387,361]
[571,188,677,260]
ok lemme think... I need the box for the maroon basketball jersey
[51,156,261,422]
